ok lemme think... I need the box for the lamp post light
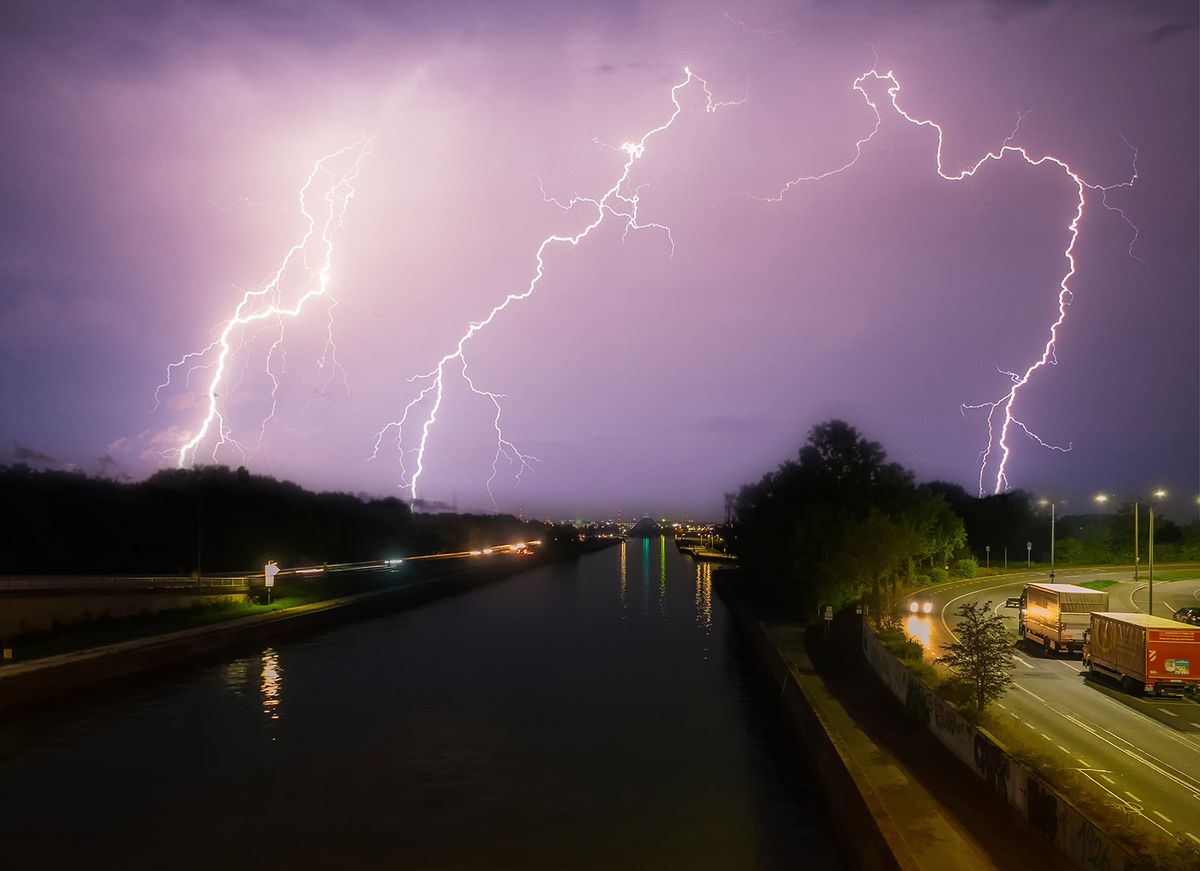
[1037,499,1058,582]
[1094,492,1141,581]
[1148,489,1167,617]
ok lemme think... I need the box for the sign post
[264,561,279,605]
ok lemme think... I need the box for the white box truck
[1018,582,1109,654]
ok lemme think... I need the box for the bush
[913,574,932,588]
[930,567,949,583]
[955,558,978,578]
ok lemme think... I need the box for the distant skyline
[1,0,1196,520]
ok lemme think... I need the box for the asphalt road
[902,565,1200,848]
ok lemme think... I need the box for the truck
[1017,582,1109,654]
[1082,612,1200,696]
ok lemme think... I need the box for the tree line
[731,420,965,615]
[729,419,1200,616]
[0,464,532,575]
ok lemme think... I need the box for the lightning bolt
[371,68,741,505]
[766,68,1140,495]
[157,140,371,468]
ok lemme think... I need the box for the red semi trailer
[1082,612,1200,696]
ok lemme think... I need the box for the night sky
[1,0,1196,519]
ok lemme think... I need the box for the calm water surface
[1,541,845,869]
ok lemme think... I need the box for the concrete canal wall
[719,580,1011,871]
[861,629,1131,871]
[0,591,249,637]
[0,555,562,710]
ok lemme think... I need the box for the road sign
[1026,541,1032,550]
[824,606,833,621]
[264,561,279,588]
[855,605,862,615]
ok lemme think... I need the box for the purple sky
[1,0,1196,520]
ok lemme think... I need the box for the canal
[0,540,845,869]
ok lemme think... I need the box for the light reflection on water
[260,647,283,722]
[905,614,933,651]
[695,560,713,634]
[0,543,845,869]
[618,540,627,611]
[659,536,667,614]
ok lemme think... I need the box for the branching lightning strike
[766,68,1140,495]
[158,141,370,468]
[370,68,741,504]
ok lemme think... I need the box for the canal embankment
[0,545,611,710]
[718,574,1032,871]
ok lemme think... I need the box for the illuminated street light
[1094,492,1139,581]
[1038,498,1057,582]
[1148,489,1167,616]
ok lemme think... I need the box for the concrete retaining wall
[0,559,534,710]
[0,591,249,637]
[861,630,1130,871]
[721,586,909,870]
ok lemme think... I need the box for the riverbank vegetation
[730,419,1200,617]
[0,464,533,575]
[730,420,966,615]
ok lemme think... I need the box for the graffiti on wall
[1026,777,1058,842]
[973,733,1010,797]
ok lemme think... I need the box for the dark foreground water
[0,540,845,869]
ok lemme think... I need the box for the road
[902,565,1200,848]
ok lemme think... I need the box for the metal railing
[0,575,252,594]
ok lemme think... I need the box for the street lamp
[1094,492,1138,581]
[1038,498,1057,582]
[1148,489,1167,617]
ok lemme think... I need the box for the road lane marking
[995,702,1006,709]
[1024,721,1036,729]
[1126,790,1143,803]
[1076,758,1091,767]
[1100,774,1115,784]
[1187,833,1200,846]
[1055,660,1083,674]
[1157,708,1178,718]
[1013,654,1036,669]
[1011,712,1020,720]
[1009,682,1200,797]
[1153,810,1173,823]
[1192,722,1200,729]
[1041,733,1052,741]
[1057,745,1070,754]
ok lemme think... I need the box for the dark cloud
[1145,20,1197,42]
[13,442,58,465]
[695,414,764,434]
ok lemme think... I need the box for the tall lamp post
[1039,498,1057,582]
[1148,489,1167,617]
[1094,492,1140,581]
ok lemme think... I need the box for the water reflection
[220,658,251,698]
[695,561,713,634]
[618,541,628,611]
[904,615,932,652]
[260,647,283,722]
[658,536,667,614]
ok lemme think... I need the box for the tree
[732,419,966,615]
[937,601,1015,713]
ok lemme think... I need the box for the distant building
[626,515,663,538]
